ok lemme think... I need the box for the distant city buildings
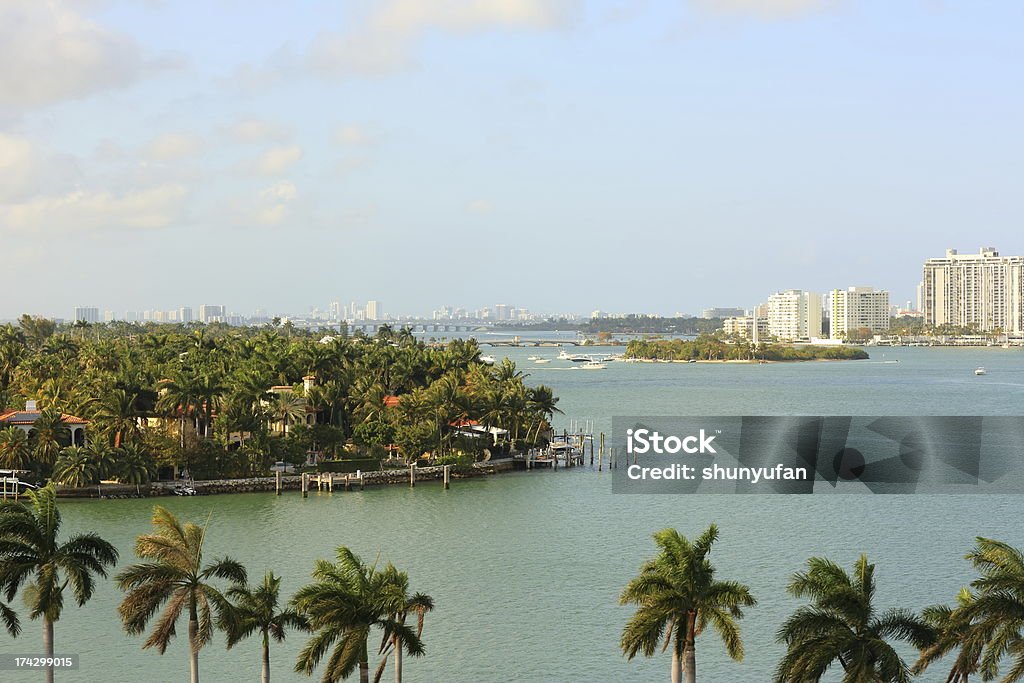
[365,300,380,320]
[198,304,225,323]
[723,315,769,339]
[766,290,822,341]
[923,247,1024,333]
[702,307,745,319]
[829,287,890,339]
[73,307,99,323]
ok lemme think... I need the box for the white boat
[527,355,540,361]
[581,361,607,370]
[534,358,551,364]
[479,355,497,364]
[975,367,987,375]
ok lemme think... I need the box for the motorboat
[534,358,551,364]
[479,355,497,364]
[581,361,607,370]
[975,367,987,376]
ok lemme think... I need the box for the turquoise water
[5,346,1024,682]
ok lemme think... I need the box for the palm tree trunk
[671,647,681,683]
[360,638,369,683]
[43,616,54,683]
[189,598,200,683]
[393,635,402,683]
[261,633,270,683]
[683,611,697,683]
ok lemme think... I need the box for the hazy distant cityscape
[22,246,1018,345]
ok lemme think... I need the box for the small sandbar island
[624,336,869,363]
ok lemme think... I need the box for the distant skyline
[2,1,1022,318]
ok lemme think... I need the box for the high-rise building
[365,300,380,320]
[766,290,822,341]
[198,304,225,323]
[722,316,769,339]
[923,247,1024,333]
[703,307,746,319]
[179,307,193,323]
[74,307,99,323]
[103,310,115,322]
[329,301,341,321]
[829,287,890,339]
[494,304,511,321]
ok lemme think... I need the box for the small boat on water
[581,361,607,370]
[527,355,540,361]
[480,355,497,364]
[534,358,551,364]
[975,367,987,376]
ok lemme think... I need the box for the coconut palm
[0,427,31,470]
[221,571,308,683]
[0,600,19,637]
[293,547,430,683]
[913,588,982,683]
[372,564,434,683]
[270,392,308,435]
[620,525,756,683]
[116,506,247,683]
[91,387,143,448]
[0,484,118,683]
[28,408,69,468]
[917,538,1024,683]
[774,554,935,683]
[50,446,97,488]
[115,443,157,487]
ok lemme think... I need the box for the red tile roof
[0,410,88,426]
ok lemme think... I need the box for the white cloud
[693,0,835,18]
[0,134,38,201]
[0,0,143,107]
[146,132,201,162]
[0,185,189,233]
[256,145,303,175]
[228,119,292,144]
[308,0,581,77]
[251,181,298,225]
[333,125,376,147]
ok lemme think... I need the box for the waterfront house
[0,400,88,445]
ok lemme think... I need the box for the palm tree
[372,564,434,683]
[913,588,982,683]
[29,408,70,469]
[221,571,308,683]
[915,538,1024,683]
[116,506,247,683]
[114,443,157,489]
[620,525,756,683]
[0,600,19,637]
[270,392,308,435]
[293,547,430,683]
[0,426,31,470]
[91,387,143,448]
[0,484,118,683]
[51,446,97,488]
[775,554,935,683]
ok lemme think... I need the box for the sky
[1,0,1022,320]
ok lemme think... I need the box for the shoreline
[54,460,516,499]
[625,357,864,364]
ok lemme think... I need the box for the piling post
[410,464,416,487]
[275,471,281,496]
[360,472,365,490]
[589,438,594,466]
[301,473,308,498]
[328,475,333,493]
[444,464,451,489]
[599,432,605,465]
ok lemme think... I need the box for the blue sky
[1,0,1022,319]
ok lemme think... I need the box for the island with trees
[624,336,869,362]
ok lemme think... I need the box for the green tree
[51,446,97,488]
[775,554,935,683]
[0,485,118,683]
[222,571,308,683]
[620,525,756,683]
[915,538,1024,683]
[293,547,430,683]
[28,408,70,469]
[116,506,247,683]
[0,427,31,470]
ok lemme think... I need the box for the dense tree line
[0,317,559,483]
[624,337,869,362]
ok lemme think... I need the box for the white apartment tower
[74,307,99,323]
[766,290,822,341]
[829,287,890,339]
[198,304,225,323]
[365,300,380,320]
[923,247,1024,333]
